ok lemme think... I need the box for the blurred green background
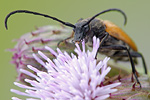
[0,0,150,99]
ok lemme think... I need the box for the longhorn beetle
[5,8,147,87]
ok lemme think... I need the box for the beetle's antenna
[5,10,75,30]
[83,8,127,27]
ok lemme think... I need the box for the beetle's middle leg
[100,45,141,88]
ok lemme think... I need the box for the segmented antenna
[83,8,127,27]
[5,10,75,29]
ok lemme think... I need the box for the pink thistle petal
[45,46,58,57]
[11,89,29,97]
[20,69,39,80]
[37,51,49,61]
[32,54,46,67]
[14,82,35,90]
[27,65,40,73]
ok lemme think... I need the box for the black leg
[99,32,109,48]
[113,51,147,74]
[95,32,109,58]
[57,32,74,47]
[57,36,71,47]
[139,53,147,74]
[100,45,141,88]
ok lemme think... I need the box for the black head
[73,21,90,42]
[5,8,127,43]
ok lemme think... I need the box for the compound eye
[83,25,89,32]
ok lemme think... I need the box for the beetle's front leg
[95,32,109,59]
[57,31,74,47]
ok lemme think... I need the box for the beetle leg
[100,45,141,88]
[57,31,74,47]
[99,32,109,48]
[95,32,109,59]
[113,51,147,74]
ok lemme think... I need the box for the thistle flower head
[11,36,121,100]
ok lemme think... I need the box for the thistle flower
[11,36,121,100]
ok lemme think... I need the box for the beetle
[5,8,147,87]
